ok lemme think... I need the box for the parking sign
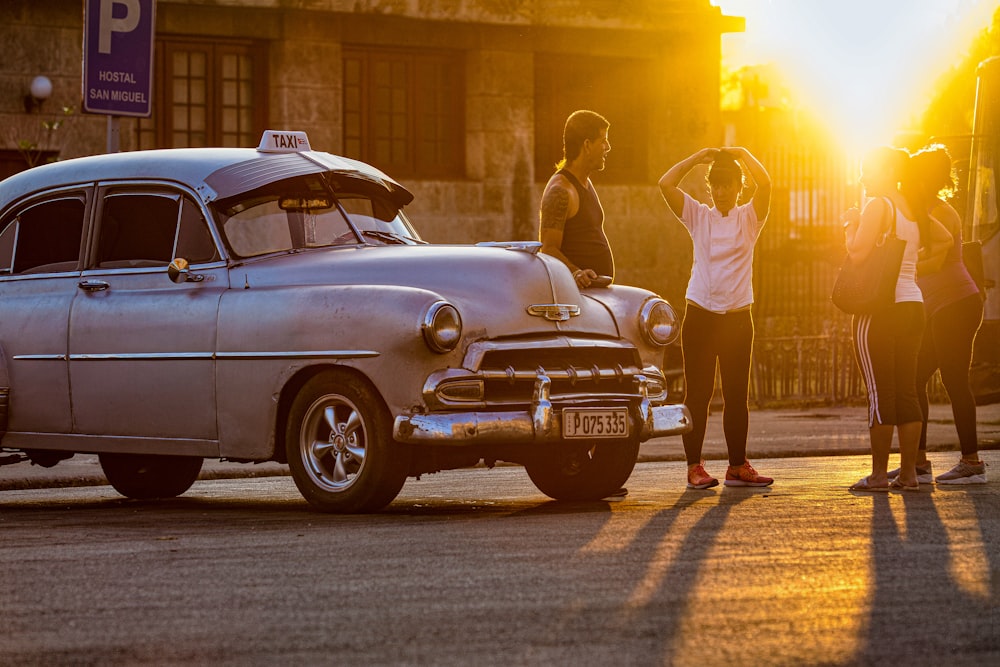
[83,0,156,117]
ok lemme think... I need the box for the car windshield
[336,194,424,246]
[216,174,423,258]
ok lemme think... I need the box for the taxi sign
[257,130,312,153]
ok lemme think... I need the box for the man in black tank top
[539,110,615,287]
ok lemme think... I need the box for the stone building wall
[0,0,739,307]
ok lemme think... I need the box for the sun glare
[714,0,998,152]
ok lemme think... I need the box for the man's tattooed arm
[539,184,570,232]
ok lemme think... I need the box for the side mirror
[167,258,204,284]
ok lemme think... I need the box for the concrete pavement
[2,402,998,491]
[638,400,1000,462]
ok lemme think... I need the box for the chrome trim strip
[71,353,215,360]
[79,260,229,277]
[475,241,542,254]
[215,351,379,360]
[475,365,641,383]
[14,350,379,361]
[11,354,68,360]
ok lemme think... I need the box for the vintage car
[0,130,690,512]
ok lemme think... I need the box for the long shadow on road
[857,491,999,664]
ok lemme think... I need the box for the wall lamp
[24,76,53,113]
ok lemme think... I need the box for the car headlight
[639,298,679,346]
[422,301,462,353]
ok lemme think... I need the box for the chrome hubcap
[302,396,366,491]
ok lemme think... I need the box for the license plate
[562,408,629,439]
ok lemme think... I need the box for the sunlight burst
[714,0,997,151]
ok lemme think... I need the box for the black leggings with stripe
[852,302,925,427]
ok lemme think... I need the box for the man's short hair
[559,110,610,168]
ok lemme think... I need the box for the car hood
[233,245,622,340]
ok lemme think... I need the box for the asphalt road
[1,451,997,667]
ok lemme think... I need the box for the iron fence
[748,326,949,406]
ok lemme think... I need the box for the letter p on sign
[99,0,140,54]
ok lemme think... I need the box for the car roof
[0,146,414,208]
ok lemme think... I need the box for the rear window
[0,196,86,275]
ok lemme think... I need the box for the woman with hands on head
[658,146,773,490]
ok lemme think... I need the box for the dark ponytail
[865,146,931,246]
[910,144,956,201]
[898,150,935,247]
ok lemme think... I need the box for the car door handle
[78,280,110,292]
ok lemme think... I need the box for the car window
[96,193,178,268]
[0,220,13,274]
[222,198,355,258]
[339,195,392,230]
[176,197,220,264]
[0,197,86,275]
[94,191,219,269]
[337,195,423,245]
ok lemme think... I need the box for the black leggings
[680,304,753,467]
[852,302,925,427]
[915,293,983,456]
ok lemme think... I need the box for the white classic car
[0,130,690,512]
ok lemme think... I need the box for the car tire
[525,437,640,501]
[99,453,204,500]
[286,370,409,513]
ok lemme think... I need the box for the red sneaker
[687,461,719,489]
[725,461,773,487]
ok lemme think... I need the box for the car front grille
[423,338,667,410]
[477,346,643,403]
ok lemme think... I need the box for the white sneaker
[935,460,987,485]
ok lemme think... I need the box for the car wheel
[286,370,409,513]
[525,437,640,501]
[99,453,204,499]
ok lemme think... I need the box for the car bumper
[393,373,692,444]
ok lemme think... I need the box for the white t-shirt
[680,192,765,313]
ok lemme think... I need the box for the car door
[0,190,89,436]
[68,184,227,443]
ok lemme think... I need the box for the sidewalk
[638,401,1000,462]
[2,403,998,491]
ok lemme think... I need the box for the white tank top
[893,207,923,304]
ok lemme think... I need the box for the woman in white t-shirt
[658,147,773,490]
